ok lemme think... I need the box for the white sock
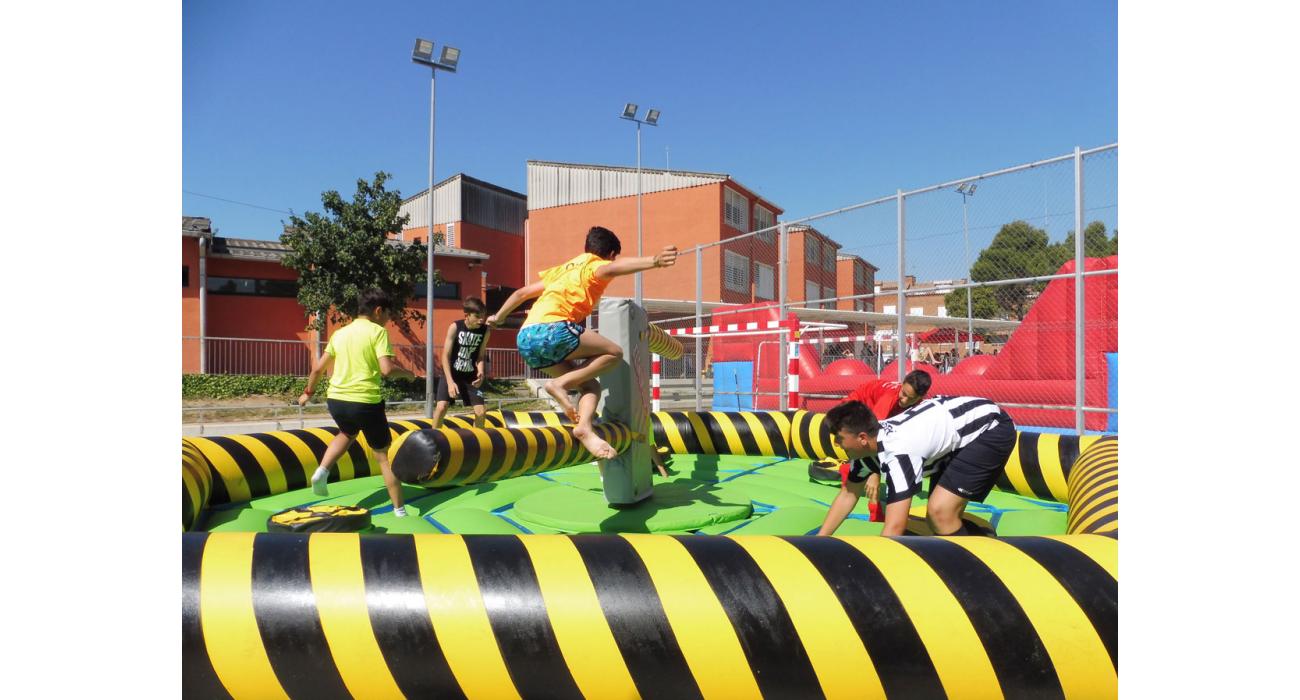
[393,506,408,518]
[311,467,330,496]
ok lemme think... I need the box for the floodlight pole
[413,39,458,417]
[425,69,436,417]
[621,107,658,305]
[636,119,643,304]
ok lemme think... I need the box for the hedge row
[182,374,515,401]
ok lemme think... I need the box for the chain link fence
[184,144,1117,433]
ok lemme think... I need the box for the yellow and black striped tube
[184,531,1117,699]
[790,409,851,461]
[994,432,1103,504]
[651,411,793,457]
[184,419,436,507]
[390,422,634,487]
[182,438,215,532]
[486,410,574,429]
[1067,437,1118,537]
[647,323,685,360]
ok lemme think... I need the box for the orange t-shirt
[523,253,614,326]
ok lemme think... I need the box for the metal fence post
[695,245,704,412]
[896,190,907,383]
[1074,146,1086,435]
[778,223,788,411]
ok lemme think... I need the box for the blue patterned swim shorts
[517,321,585,369]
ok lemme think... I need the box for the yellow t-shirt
[523,253,614,326]
[324,317,394,403]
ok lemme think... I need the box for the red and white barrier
[651,353,662,412]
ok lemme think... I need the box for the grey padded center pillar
[597,298,653,505]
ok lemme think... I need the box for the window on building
[724,187,748,231]
[183,266,189,287]
[755,262,774,300]
[207,276,298,297]
[445,222,456,247]
[412,280,462,300]
[883,304,896,314]
[753,205,775,243]
[724,250,750,293]
[805,238,818,266]
[937,306,948,317]
[909,307,923,316]
[822,284,836,306]
[805,281,820,309]
[824,244,837,272]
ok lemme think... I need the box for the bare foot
[574,425,618,460]
[544,380,578,422]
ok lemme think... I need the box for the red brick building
[524,161,790,306]
[181,173,527,374]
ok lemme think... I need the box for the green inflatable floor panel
[493,509,567,535]
[695,516,763,535]
[406,476,556,514]
[244,476,394,512]
[426,508,533,535]
[373,513,445,534]
[536,472,605,492]
[204,507,277,533]
[992,509,1069,536]
[710,506,829,536]
[513,480,752,533]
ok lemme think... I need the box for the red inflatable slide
[739,256,1118,429]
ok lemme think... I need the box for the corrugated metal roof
[207,236,490,262]
[527,161,728,211]
[400,173,527,235]
[182,216,212,234]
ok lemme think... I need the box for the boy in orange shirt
[487,226,677,459]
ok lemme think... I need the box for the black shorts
[326,399,391,450]
[436,375,486,407]
[930,416,1016,502]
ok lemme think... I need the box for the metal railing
[182,337,543,380]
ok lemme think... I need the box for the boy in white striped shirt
[816,396,1016,536]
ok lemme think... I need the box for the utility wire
[183,190,293,214]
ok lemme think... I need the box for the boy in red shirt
[836,369,931,520]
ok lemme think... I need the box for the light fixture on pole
[619,103,660,305]
[955,182,978,355]
[412,37,460,418]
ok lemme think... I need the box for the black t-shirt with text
[448,319,487,379]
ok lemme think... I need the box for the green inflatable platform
[195,453,1068,536]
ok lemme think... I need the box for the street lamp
[620,103,660,304]
[412,37,460,418]
[955,182,978,355]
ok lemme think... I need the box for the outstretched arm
[817,479,865,536]
[594,246,678,280]
[487,281,545,327]
[298,353,334,406]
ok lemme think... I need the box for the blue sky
[183,0,1116,279]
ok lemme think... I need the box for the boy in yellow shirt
[297,289,417,515]
[487,226,677,459]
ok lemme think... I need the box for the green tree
[943,219,1055,321]
[1048,220,1116,269]
[280,172,433,333]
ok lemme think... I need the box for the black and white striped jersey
[845,395,1010,503]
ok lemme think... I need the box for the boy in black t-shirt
[433,297,491,428]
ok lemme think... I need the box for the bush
[182,374,427,401]
[181,374,520,401]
